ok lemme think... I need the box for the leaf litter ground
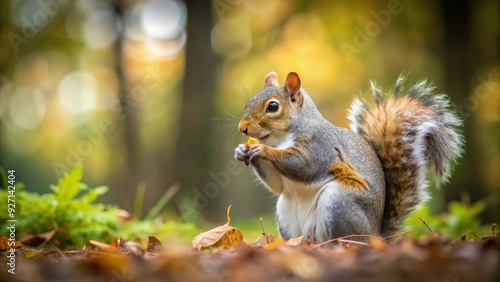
[1,234,499,282]
[1,207,499,282]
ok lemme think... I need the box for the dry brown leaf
[91,237,145,255]
[0,235,23,250]
[24,248,44,259]
[192,205,244,250]
[89,252,132,276]
[125,241,146,256]
[305,234,315,245]
[192,223,239,250]
[286,236,304,246]
[262,232,277,244]
[369,236,387,251]
[262,236,303,250]
[90,240,117,251]
[147,236,164,253]
[20,229,56,248]
[263,237,285,250]
[114,237,127,249]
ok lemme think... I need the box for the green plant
[0,165,203,249]
[118,183,200,245]
[0,165,119,248]
[404,200,489,239]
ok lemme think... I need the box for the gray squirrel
[234,71,464,241]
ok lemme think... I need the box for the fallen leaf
[305,234,315,245]
[86,252,132,276]
[125,241,146,256]
[369,236,388,251]
[20,229,56,248]
[90,240,117,251]
[262,232,277,244]
[286,236,304,246]
[147,236,164,253]
[23,248,44,259]
[263,237,285,250]
[114,237,127,250]
[192,205,244,250]
[0,235,23,250]
[263,236,303,250]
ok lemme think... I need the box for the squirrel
[234,71,464,242]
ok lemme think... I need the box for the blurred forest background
[0,0,498,225]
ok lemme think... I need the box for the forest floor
[1,233,499,282]
[4,166,498,281]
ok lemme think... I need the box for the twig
[259,217,266,234]
[383,230,411,240]
[335,239,371,247]
[260,217,271,244]
[418,217,435,234]
[309,234,392,250]
[384,230,411,240]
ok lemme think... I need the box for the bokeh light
[0,0,497,227]
[211,19,252,58]
[83,7,118,48]
[58,71,97,114]
[8,87,46,130]
[141,0,186,40]
[146,31,187,59]
[124,2,148,41]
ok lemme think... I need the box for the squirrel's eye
[267,101,279,113]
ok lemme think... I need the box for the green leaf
[51,164,83,202]
[145,183,180,221]
[80,186,109,204]
[404,200,489,239]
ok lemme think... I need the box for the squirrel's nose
[238,121,248,135]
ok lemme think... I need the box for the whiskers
[223,110,239,120]
[210,78,253,150]
[210,114,243,150]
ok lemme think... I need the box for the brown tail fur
[348,75,464,236]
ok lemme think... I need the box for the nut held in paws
[245,137,260,150]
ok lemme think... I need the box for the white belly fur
[277,176,328,240]
[261,133,330,239]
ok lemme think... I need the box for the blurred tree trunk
[172,0,216,214]
[440,0,487,205]
[113,0,139,208]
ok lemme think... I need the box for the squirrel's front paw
[234,144,250,165]
[248,144,271,163]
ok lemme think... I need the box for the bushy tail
[348,75,464,236]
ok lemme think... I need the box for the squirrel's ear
[284,72,302,106]
[264,72,279,88]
